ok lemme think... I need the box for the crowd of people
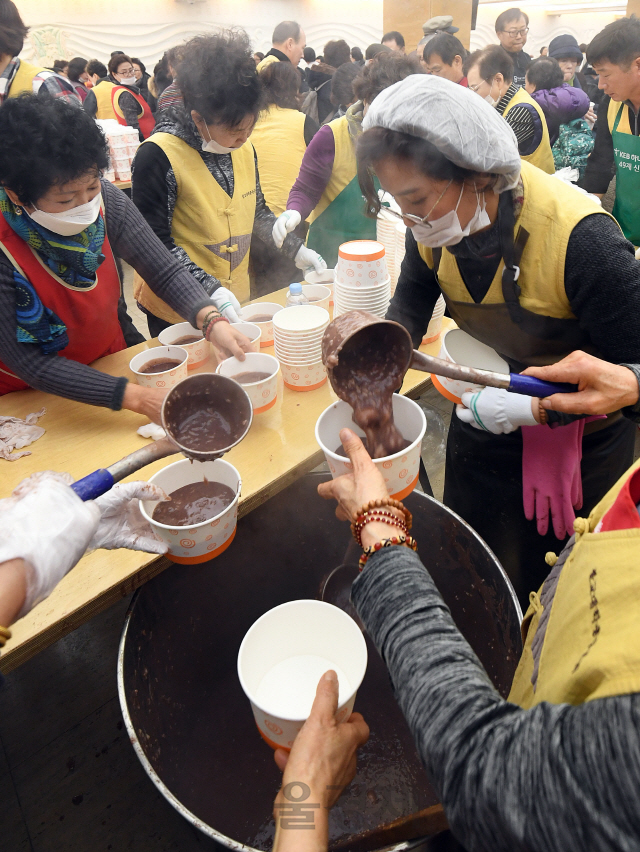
[1,0,640,849]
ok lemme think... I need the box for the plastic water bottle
[285,282,309,307]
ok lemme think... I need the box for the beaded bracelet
[538,399,549,425]
[203,314,230,341]
[352,498,412,530]
[0,625,12,647]
[352,511,408,548]
[359,534,418,571]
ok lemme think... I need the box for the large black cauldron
[118,474,522,851]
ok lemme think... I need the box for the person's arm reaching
[318,430,640,852]
[0,473,169,626]
[385,228,441,347]
[272,671,369,852]
[286,125,336,221]
[523,351,640,418]
[251,156,303,259]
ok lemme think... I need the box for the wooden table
[0,289,454,672]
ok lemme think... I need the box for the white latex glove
[272,209,301,248]
[89,481,170,554]
[456,387,538,434]
[294,244,327,274]
[0,471,101,617]
[211,287,241,323]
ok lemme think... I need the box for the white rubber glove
[89,481,170,554]
[0,471,101,617]
[456,387,538,434]
[272,209,302,248]
[211,287,241,323]
[295,245,327,274]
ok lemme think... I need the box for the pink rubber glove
[521,420,586,540]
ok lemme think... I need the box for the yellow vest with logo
[9,59,45,97]
[251,106,307,216]
[134,132,256,322]
[308,115,355,224]
[607,97,633,134]
[417,161,614,322]
[503,86,555,175]
[509,458,640,708]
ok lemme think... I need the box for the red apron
[113,85,155,139]
[0,212,126,395]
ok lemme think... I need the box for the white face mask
[118,76,137,87]
[27,193,102,236]
[200,123,242,155]
[484,79,499,108]
[411,186,491,248]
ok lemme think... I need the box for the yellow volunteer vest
[509,458,640,708]
[93,81,119,121]
[9,59,45,97]
[251,106,307,216]
[256,55,279,73]
[308,115,356,224]
[607,97,632,134]
[134,132,256,322]
[417,161,614,322]
[503,87,555,175]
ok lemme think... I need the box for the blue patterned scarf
[0,188,106,354]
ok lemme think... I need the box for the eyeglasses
[118,66,135,76]
[468,80,487,93]
[382,181,453,227]
[502,27,529,37]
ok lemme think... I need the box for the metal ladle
[71,373,252,501]
[322,310,577,400]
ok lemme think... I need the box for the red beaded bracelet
[203,314,230,340]
[358,534,417,571]
[352,512,408,548]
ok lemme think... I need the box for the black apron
[433,194,635,607]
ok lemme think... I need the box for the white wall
[17,0,383,68]
[472,1,622,55]
[17,0,622,70]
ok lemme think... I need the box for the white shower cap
[362,75,521,193]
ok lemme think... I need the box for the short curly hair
[178,30,265,127]
[323,39,351,69]
[0,95,109,205]
[353,52,425,105]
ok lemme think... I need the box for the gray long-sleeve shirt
[0,179,214,410]
[352,547,640,852]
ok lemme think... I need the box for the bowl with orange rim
[335,240,388,287]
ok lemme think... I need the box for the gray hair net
[362,75,521,193]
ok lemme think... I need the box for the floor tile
[0,736,32,852]
[0,597,131,769]
[12,696,223,852]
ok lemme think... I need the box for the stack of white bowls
[333,240,391,319]
[393,221,407,296]
[273,305,330,392]
[376,209,398,285]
